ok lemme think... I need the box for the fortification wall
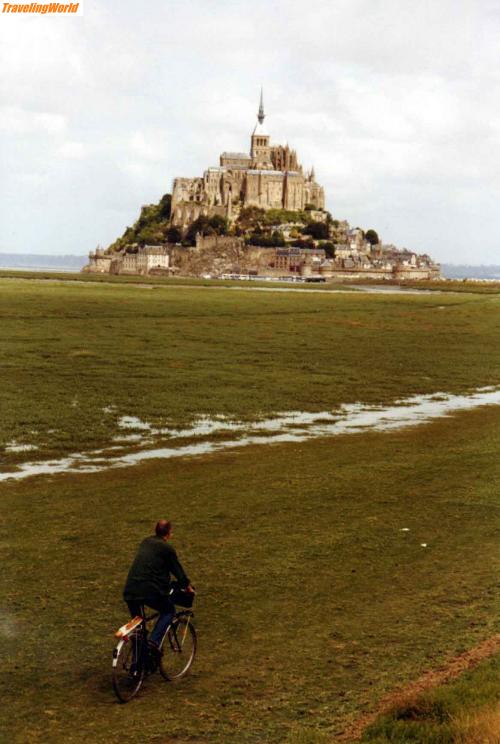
[84,254,112,273]
[171,239,283,277]
[394,266,440,280]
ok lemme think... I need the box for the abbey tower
[171,91,325,228]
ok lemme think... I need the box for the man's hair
[155,519,172,537]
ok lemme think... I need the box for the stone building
[85,245,170,275]
[119,245,169,274]
[84,247,112,273]
[171,91,325,229]
[273,246,326,275]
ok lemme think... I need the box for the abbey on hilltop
[171,90,325,228]
[85,90,441,282]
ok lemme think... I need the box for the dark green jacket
[123,536,190,601]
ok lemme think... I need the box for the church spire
[258,87,265,125]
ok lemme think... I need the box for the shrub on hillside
[365,229,380,246]
[107,193,172,252]
[290,238,315,249]
[302,221,330,240]
[184,215,229,245]
[246,229,285,247]
[320,241,335,258]
[166,226,182,244]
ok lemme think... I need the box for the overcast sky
[1,0,499,263]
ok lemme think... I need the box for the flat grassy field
[2,269,500,295]
[0,269,360,290]
[1,278,499,464]
[1,278,499,742]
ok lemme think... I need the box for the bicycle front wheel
[159,617,197,681]
[112,633,145,702]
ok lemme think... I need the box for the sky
[1,0,499,263]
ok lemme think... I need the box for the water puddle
[5,442,39,453]
[350,285,441,295]
[112,433,149,443]
[118,416,154,431]
[226,285,441,295]
[1,387,499,482]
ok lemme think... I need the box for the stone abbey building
[171,92,325,228]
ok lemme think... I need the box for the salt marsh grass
[1,278,499,465]
[1,277,499,742]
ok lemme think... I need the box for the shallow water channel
[1,387,499,482]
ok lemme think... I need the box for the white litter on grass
[1,386,500,483]
[421,543,428,547]
[400,528,410,532]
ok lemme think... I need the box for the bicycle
[112,590,196,703]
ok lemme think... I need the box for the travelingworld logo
[2,1,83,14]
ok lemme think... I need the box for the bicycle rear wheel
[112,632,145,702]
[159,616,197,681]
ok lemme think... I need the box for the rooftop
[221,152,251,160]
[247,169,284,176]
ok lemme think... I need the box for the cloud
[129,131,166,162]
[59,141,86,159]
[0,106,67,135]
[0,0,499,263]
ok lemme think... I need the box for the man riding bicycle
[123,519,194,655]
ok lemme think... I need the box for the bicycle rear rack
[115,615,143,639]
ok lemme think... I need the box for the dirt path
[338,634,500,742]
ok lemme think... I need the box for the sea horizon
[0,253,499,280]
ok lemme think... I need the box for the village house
[85,245,170,275]
[84,92,441,282]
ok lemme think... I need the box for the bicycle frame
[112,606,196,702]
[165,611,193,651]
[112,610,191,663]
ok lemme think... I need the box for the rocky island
[84,92,440,282]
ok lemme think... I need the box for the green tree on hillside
[302,221,330,240]
[184,215,229,245]
[208,215,229,234]
[365,229,380,246]
[320,241,335,258]
[166,226,182,244]
[246,229,285,247]
[290,237,315,249]
[265,208,309,225]
[238,206,266,226]
[157,194,172,220]
[237,207,311,229]
[106,193,172,252]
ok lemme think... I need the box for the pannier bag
[170,583,195,608]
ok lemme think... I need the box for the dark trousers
[127,596,175,647]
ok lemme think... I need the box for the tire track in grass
[339,634,500,742]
